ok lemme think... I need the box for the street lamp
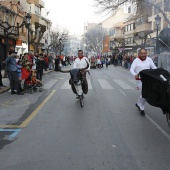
[155,14,161,54]
[59,38,62,56]
[26,13,31,52]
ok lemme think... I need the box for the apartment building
[27,0,52,53]
[124,0,170,56]
[101,3,133,55]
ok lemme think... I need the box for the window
[109,29,115,36]
[35,5,40,14]
[21,25,24,33]
[128,6,131,13]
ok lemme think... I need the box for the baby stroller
[24,70,43,94]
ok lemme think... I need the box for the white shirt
[73,57,90,71]
[130,57,157,77]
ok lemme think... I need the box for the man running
[130,48,157,115]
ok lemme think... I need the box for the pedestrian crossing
[114,80,134,89]
[60,79,136,90]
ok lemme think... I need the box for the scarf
[78,56,84,60]
[138,56,146,61]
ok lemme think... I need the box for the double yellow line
[0,90,56,129]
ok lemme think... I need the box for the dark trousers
[36,69,43,81]
[0,71,3,86]
[10,71,20,93]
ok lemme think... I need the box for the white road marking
[98,79,113,89]
[61,79,92,90]
[61,80,71,89]
[129,80,136,84]
[114,80,133,89]
[119,89,127,96]
[112,145,117,148]
[87,79,92,89]
[146,114,170,142]
[43,80,59,89]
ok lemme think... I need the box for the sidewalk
[0,69,53,94]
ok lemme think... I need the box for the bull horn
[80,59,89,71]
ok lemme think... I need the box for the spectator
[44,54,49,71]
[36,53,46,81]
[4,51,24,95]
[55,56,60,71]
[17,60,23,91]
[48,53,53,70]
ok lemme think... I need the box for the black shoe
[11,91,17,94]
[76,95,79,99]
[136,103,141,111]
[17,92,24,95]
[140,110,145,116]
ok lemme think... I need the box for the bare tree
[0,2,26,56]
[94,0,170,24]
[47,26,68,55]
[29,22,46,53]
[85,25,107,54]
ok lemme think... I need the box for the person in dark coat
[55,56,60,71]
[36,53,46,81]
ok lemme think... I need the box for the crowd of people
[0,51,80,94]
[89,52,158,70]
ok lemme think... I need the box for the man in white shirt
[130,48,157,115]
[72,50,90,97]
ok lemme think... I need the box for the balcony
[109,34,124,40]
[31,14,39,24]
[135,22,151,33]
[27,0,44,7]
[39,0,44,8]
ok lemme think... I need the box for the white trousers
[136,80,146,110]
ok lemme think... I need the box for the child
[17,60,23,91]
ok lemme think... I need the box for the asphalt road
[0,65,170,170]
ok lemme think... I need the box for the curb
[0,87,10,94]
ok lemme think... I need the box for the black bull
[139,68,170,114]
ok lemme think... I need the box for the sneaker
[76,95,79,99]
[140,110,145,116]
[136,103,141,111]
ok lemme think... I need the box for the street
[0,65,170,170]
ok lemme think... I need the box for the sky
[43,0,106,35]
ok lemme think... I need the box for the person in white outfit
[130,48,157,115]
[73,50,90,98]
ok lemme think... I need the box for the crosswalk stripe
[98,79,113,89]
[44,80,59,89]
[61,79,136,90]
[129,80,136,84]
[113,80,134,89]
[61,80,71,89]
[87,79,92,89]
[61,79,92,89]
